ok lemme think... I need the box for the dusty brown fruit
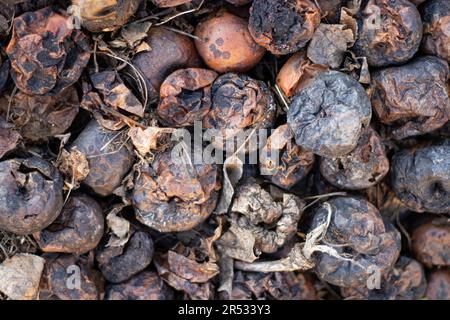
[0,157,63,235]
[132,145,221,232]
[320,128,389,190]
[287,71,372,158]
[151,0,192,7]
[353,0,423,67]
[412,219,450,268]
[105,271,174,300]
[70,120,135,197]
[6,7,91,96]
[194,11,266,73]
[276,51,328,98]
[341,257,427,300]
[371,56,449,140]
[133,27,201,101]
[0,86,79,142]
[310,197,401,288]
[96,231,154,283]
[203,73,276,152]
[157,68,218,127]
[426,269,450,300]
[39,254,104,300]
[72,0,142,33]
[34,195,104,255]
[248,0,321,55]
[421,0,450,63]
[260,124,315,189]
[390,143,450,214]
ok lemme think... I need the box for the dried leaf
[217,225,258,263]
[58,148,90,189]
[217,254,234,298]
[105,205,130,248]
[214,155,243,215]
[0,253,45,300]
[128,126,174,155]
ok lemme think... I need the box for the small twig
[155,0,205,26]
[303,191,347,201]
[6,86,18,122]
[273,84,290,111]
[161,26,201,41]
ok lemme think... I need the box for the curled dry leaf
[90,71,145,118]
[0,253,45,300]
[105,205,131,248]
[128,126,174,155]
[214,155,243,215]
[307,24,354,68]
[58,148,90,190]
[217,224,258,263]
[109,21,152,52]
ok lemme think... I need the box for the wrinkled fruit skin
[248,0,320,55]
[371,56,450,140]
[0,157,63,235]
[353,0,422,67]
[39,254,104,300]
[426,269,450,300]
[195,11,265,73]
[34,195,104,255]
[203,73,276,152]
[260,124,315,189]
[132,146,221,232]
[341,256,426,300]
[310,197,401,288]
[320,128,389,190]
[1,86,79,142]
[412,220,450,267]
[391,143,450,214]
[133,27,201,101]
[71,120,135,197]
[276,50,328,98]
[229,183,304,254]
[96,231,154,283]
[287,71,372,158]
[421,0,450,63]
[231,271,317,300]
[6,7,91,95]
[73,0,142,33]
[157,68,218,127]
[105,271,174,300]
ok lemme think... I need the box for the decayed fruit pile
[0,0,449,300]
